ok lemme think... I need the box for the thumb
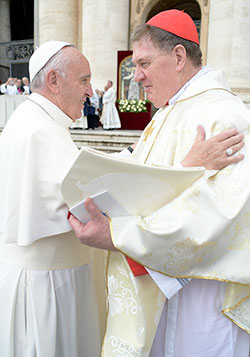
[68,213,85,231]
[195,125,206,143]
[85,198,103,221]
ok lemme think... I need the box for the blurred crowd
[0,76,31,95]
[72,79,121,130]
[0,76,121,130]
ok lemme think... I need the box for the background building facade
[0,0,250,108]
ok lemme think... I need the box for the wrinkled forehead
[132,37,162,64]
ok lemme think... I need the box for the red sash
[126,256,148,276]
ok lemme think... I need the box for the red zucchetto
[147,9,199,45]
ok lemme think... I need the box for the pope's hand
[181,125,245,170]
[68,198,118,251]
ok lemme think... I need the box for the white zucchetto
[29,41,71,82]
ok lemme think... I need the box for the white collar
[28,93,73,129]
[168,65,212,106]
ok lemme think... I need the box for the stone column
[0,0,11,42]
[81,0,130,90]
[0,0,11,81]
[207,0,250,108]
[38,0,79,46]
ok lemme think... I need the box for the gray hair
[131,24,202,67]
[30,45,75,91]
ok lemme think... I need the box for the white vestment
[0,93,104,357]
[150,280,250,357]
[70,110,88,129]
[150,67,250,356]
[102,68,250,356]
[0,83,18,95]
[101,87,121,129]
[23,85,30,95]
[90,90,99,115]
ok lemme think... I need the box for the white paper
[69,190,129,224]
[145,268,191,299]
[61,146,205,217]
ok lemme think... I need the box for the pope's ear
[46,69,60,94]
[173,44,186,71]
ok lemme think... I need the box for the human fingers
[206,153,244,170]
[194,125,206,143]
[217,153,245,170]
[205,132,244,158]
[68,213,86,238]
[85,198,106,222]
[220,133,244,151]
[84,198,115,250]
[228,153,245,164]
[213,128,239,142]
[69,208,102,245]
[226,140,245,156]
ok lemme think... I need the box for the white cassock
[23,85,30,95]
[0,93,105,357]
[101,87,121,129]
[0,83,18,95]
[102,66,250,356]
[70,110,88,129]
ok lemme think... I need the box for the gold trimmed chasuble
[102,69,250,356]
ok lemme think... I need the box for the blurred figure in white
[0,77,18,95]
[22,76,31,95]
[101,80,121,130]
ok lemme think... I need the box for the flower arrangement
[117,99,148,113]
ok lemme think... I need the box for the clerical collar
[27,93,72,129]
[168,65,212,106]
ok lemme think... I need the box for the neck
[33,88,58,106]
[180,63,202,89]
[169,64,201,102]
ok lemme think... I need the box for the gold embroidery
[143,107,174,163]
[172,185,200,215]
[104,90,250,352]
[143,120,155,142]
[143,89,235,164]
[228,211,250,251]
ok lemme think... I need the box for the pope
[0,41,104,357]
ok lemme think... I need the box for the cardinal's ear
[173,44,186,71]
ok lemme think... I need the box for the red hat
[147,9,199,45]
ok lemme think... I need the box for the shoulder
[174,90,250,134]
[179,89,249,118]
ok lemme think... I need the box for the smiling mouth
[143,85,151,92]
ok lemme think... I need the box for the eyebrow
[80,74,91,80]
[132,56,150,65]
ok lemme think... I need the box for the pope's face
[132,37,179,108]
[57,47,93,121]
